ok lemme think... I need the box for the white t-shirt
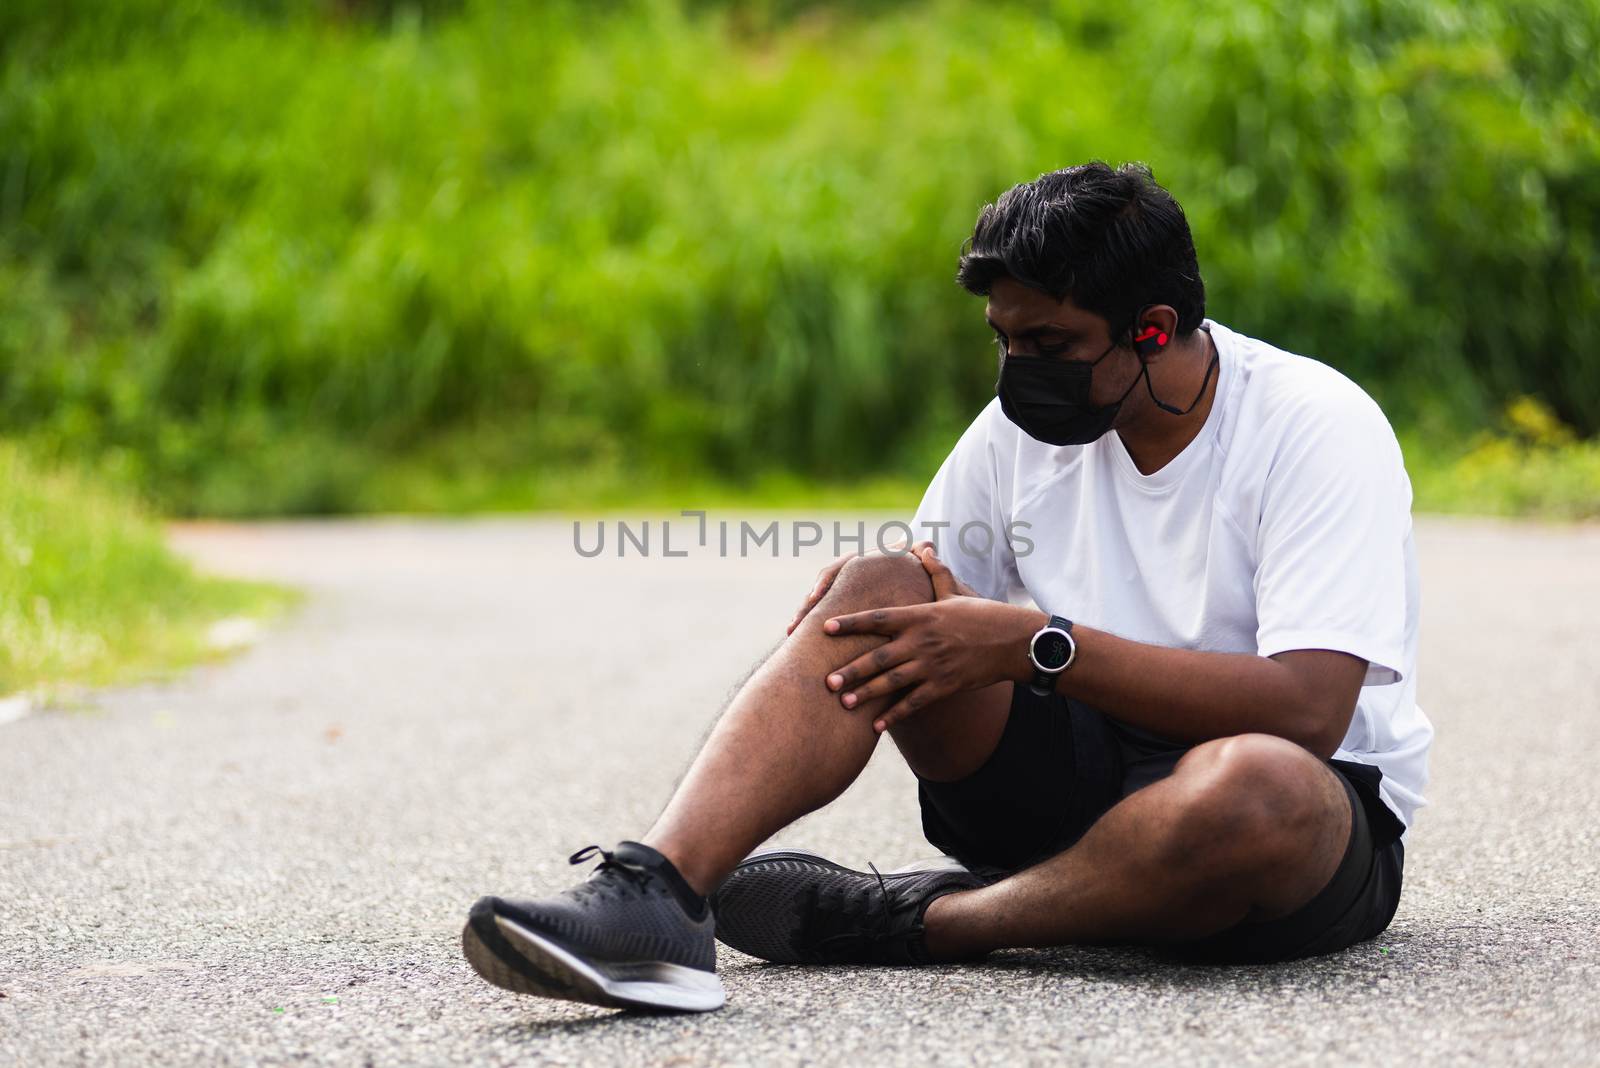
[910,320,1432,830]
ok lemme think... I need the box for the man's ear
[1132,304,1180,357]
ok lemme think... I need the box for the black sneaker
[462,841,725,1012]
[710,848,984,965]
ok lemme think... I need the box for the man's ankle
[638,835,719,900]
[920,889,987,962]
[611,840,707,920]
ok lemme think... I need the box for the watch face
[1032,630,1073,671]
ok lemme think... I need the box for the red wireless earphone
[1133,324,1169,357]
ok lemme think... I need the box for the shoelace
[812,862,898,959]
[568,844,656,901]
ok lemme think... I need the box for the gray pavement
[2,515,1598,1066]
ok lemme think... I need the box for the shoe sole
[461,902,725,1013]
[711,848,974,964]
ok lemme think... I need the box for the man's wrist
[1011,607,1052,685]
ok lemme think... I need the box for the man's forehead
[985,281,1095,332]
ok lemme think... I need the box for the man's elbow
[1296,699,1356,760]
[1267,651,1365,759]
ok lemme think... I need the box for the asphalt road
[3,515,1598,1066]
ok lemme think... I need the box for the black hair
[957,162,1206,338]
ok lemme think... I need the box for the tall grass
[1,0,1597,515]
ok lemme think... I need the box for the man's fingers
[826,640,912,693]
[834,657,923,709]
[824,605,913,636]
[914,544,959,599]
[786,590,820,634]
[874,685,937,732]
[788,559,848,634]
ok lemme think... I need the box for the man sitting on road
[461,162,1433,1012]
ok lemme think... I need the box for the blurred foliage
[1,0,1597,515]
[1407,396,1600,518]
[0,444,290,696]
[1422,440,1600,518]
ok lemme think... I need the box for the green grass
[0,444,293,698]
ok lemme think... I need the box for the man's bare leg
[921,733,1353,959]
[643,553,1011,895]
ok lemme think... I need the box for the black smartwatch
[1027,615,1077,697]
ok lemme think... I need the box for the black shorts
[917,684,1407,964]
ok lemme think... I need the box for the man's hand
[823,545,1036,733]
[789,552,853,635]
[787,539,931,635]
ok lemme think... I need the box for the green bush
[1408,395,1600,517]
[1,0,1596,514]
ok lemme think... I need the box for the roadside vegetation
[2,0,1596,517]
[1406,397,1600,519]
[0,445,291,698]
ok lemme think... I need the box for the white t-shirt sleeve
[910,403,1020,602]
[1252,386,1411,685]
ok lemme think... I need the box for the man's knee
[820,552,935,614]
[1162,733,1333,868]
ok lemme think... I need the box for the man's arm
[823,550,1367,758]
[1041,620,1366,758]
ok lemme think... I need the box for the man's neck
[1115,330,1219,476]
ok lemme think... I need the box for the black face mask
[995,332,1218,446]
[996,340,1140,446]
